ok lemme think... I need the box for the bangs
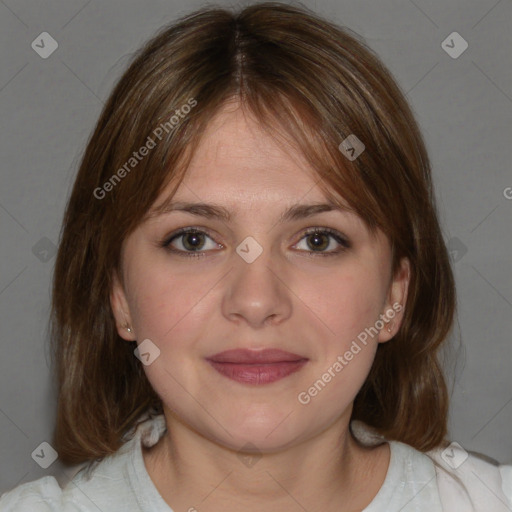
[142,89,380,241]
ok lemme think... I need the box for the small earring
[125,325,132,333]
[387,323,393,333]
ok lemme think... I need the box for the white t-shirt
[1,413,511,511]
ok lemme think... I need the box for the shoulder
[0,412,166,512]
[0,451,134,511]
[352,420,512,511]
[425,443,512,511]
[0,446,137,511]
[0,477,63,511]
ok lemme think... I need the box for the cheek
[298,259,390,407]
[125,259,208,344]
[125,262,216,398]
[295,268,383,413]
[301,264,387,346]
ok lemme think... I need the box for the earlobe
[110,271,136,341]
[378,257,410,343]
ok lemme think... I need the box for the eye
[160,226,350,259]
[161,228,222,257]
[293,228,351,256]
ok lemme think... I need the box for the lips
[206,349,308,385]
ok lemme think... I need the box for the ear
[110,270,136,341]
[378,257,410,343]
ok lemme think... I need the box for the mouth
[205,349,309,385]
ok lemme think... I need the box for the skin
[111,100,410,512]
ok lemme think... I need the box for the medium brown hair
[51,2,455,465]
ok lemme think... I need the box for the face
[111,100,409,453]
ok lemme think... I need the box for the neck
[143,411,390,512]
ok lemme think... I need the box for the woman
[1,2,510,511]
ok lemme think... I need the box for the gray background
[1,0,511,497]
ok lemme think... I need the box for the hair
[51,1,455,465]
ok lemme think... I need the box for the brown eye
[306,232,330,251]
[162,228,221,257]
[294,228,351,256]
[181,232,206,251]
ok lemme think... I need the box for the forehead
[173,101,325,202]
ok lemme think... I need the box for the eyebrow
[145,200,350,223]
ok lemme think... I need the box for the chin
[211,426,301,455]
[203,404,312,454]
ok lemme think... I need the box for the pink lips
[206,349,308,385]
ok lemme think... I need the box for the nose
[221,245,293,328]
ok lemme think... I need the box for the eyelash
[159,227,351,259]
